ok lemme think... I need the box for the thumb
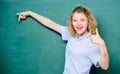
[17,13,21,22]
[95,28,100,36]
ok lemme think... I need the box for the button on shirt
[61,26,100,74]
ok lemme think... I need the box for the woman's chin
[77,30,88,36]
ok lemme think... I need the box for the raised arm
[90,28,109,70]
[17,11,62,34]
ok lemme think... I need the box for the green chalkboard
[0,0,120,74]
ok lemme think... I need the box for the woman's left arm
[91,28,109,70]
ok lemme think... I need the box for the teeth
[76,26,83,31]
[77,27,82,29]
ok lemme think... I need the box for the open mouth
[76,26,83,31]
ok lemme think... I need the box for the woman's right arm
[17,11,62,34]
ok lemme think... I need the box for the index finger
[17,13,20,15]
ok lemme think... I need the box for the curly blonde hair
[67,5,97,37]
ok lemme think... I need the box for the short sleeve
[89,45,101,67]
[61,26,71,41]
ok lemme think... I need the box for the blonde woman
[17,5,109,74]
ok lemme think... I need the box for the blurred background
[0,0,120,74]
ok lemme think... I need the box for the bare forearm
[99,41,109,70]
[90,28,109,70]
[26,11,61,33]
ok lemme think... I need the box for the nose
[76,20,82,26]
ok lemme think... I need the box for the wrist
[99,40,105,46]
[27,11,33,16]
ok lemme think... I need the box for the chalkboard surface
[0,0,120,74]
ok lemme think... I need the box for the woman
[17,5,109,74]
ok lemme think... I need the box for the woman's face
[72,12,89,36]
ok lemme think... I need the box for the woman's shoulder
[61,26,72,41]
